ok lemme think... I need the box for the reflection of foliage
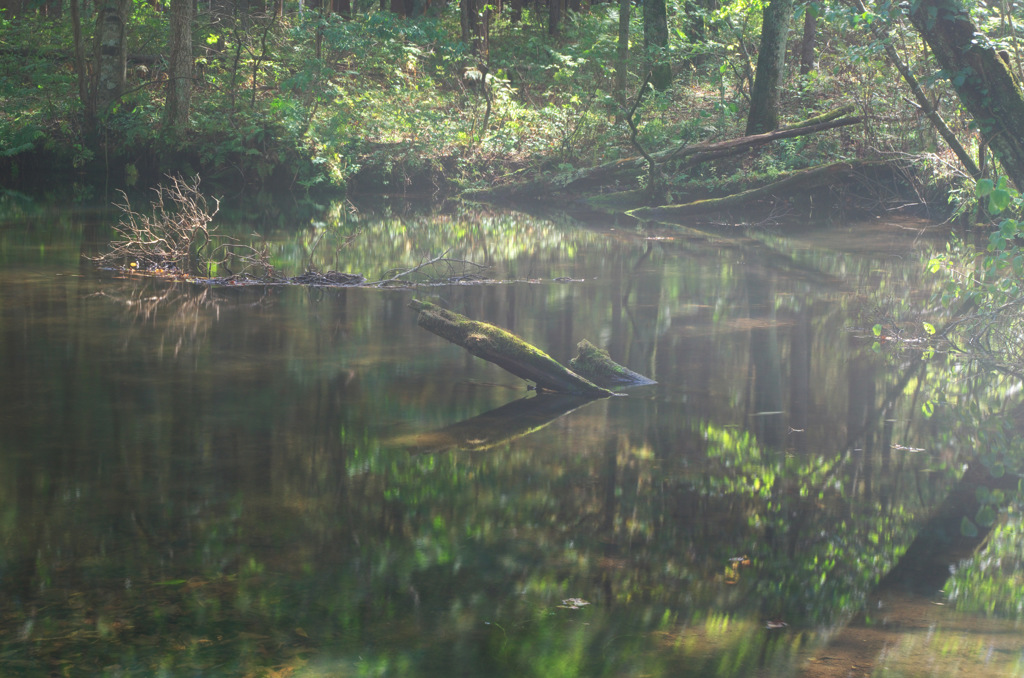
[927,180,1024,371]
[948,513,1024,620]
[5,202,1019,677]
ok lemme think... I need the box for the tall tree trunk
[549,0,562,37]
[70,0,92,126]
[745,0,793,134]
[799,1,816,75]
[461,0,487,52]
[92,0,133,118]
[163,0,194,132]
[908,0,1024,188]
[643,0,672,90]
[615,0,630,112]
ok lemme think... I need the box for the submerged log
[410,300,655,395]
[410,299,614,397]
[569,340,657,387]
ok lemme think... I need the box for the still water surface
[1,198,1022,676]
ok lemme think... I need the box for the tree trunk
[852,0,979,179]
[460,0,487,53]
[549,0,562,37]
[908,0,1024,188]
[163,0,194,133]
[92,0,133,118]
[70,0,91,126]
[615,0,630,112]
[745,0,793,134]
[643,0,672,90]
[799,1,816,75]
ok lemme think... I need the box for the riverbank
[0,4,975,219]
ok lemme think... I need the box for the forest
[1,0,1024,216]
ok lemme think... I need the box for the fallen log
[410,300,655,395]
[563,109,862,194]
[465,106,862,202]
[626,160,886,221]
[411,299,613,396]
[569,340,657,387]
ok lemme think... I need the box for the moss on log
[569,340,657,387]
[410,299,614,397]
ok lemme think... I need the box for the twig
[372,249,490,287]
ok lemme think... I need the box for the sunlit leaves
[977,176,1017,216]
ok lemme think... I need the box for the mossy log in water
[410,300,654,396]
[569,340,657,387]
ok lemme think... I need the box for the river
[0,194,1021,677]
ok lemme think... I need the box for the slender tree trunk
[70,0,92,126]
[92,0,133,118]
[908,0,1024,188]
[852,0,979,178]
[164,0,194,132]
[799,1,816,75]
[615,0,630,113]
[745,0,793,134]
[461,0,487,52]
[643,0,672,90]
[549,0,562,37]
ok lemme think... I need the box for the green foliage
[0,0,1008,199]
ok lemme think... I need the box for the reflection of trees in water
[5,205,1024,675]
